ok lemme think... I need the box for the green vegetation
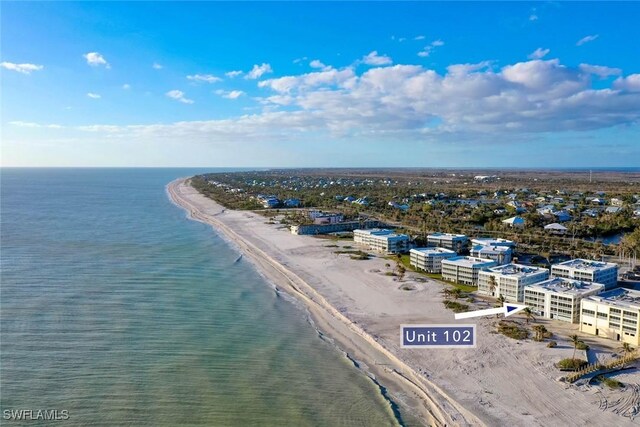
[557,358,588,371]
[595,375,624,389]
[334,249,367,255]
[576,341,589,351]
[497,320,529,340]
[443,301,469,313]
[350,253,370,260]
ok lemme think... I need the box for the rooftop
[470,237,515,247]
[527,277,604,296]
[428,232,467,239]
[472,244,512,253]
[443,256,497,268]
[553,259,618,271]
[585,288,640,309]
[411,247,456,255]
[485,263,548,277]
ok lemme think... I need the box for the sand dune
[167,178,638,426]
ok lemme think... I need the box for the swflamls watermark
[3,409,69,421]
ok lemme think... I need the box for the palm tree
[397,264,406,282]
[443,289,452,300]
[523,307,535,324]
[451,288,463,300]
[570,334,580,361]
[488,275,497,297]
[495,295,506,318]
[533,325,548,341]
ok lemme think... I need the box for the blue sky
[2,2,639,167]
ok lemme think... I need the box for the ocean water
[0,168,399,426]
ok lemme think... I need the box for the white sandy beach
[167,178,638,427]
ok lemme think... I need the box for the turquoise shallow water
[1,168,398,426]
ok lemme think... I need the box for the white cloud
[293,57,308,64]
[258,68,355,94]
[225,70,243,78]
[9,121,62,129]
[215,89,245,99]
[84,52,109,68]
[577,34,599,46]
[310,59,330,70]
[579,64,622,78]
[0,62,44,74]
[362,51,393,66]
[122,84,131,90]
[414,35,425,41]
[152,62,163,69]
[529,14,538,21]
[613,74,640,92]
[245,63,273,79]
[528,48,550,60]
[418,40,444,57]
[87,93,101,99]
[166,90,194,104]
[187,74,222,83]
[35,58,640,146]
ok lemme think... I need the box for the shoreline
[167,177,481,426]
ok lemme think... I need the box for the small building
[291,220,383,235]
[502,216,525,228]
[353,229,409,254]
[580,288,640,346]
[441,256,498,286]
[470,238,516,248]
[470,244,512,265]
[261,197,280,208]
[409,247,457,273]
[477,264,549,302]
[544,223,568,235]
[284,198,302,208]
[551,259,618,290]
[426,232,468,252]
[524,278,604,323]
[553,210,572,222]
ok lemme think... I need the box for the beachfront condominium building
[441,256,498,286]
[524,278,604,323]
[353,229,409,254]
[580,288,640,346]
[477,264,549,302]
[409,247,457,273]
[427,233,468,252]
[551,259,619,290]
[470,238,516,248]
[470,244,512,265]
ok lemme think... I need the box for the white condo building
[524,278,604,323]
[441,256,497,286]
[470,238,516,248]
[580,288,640,346]
[426,233,468,252]
[409,247,457,273]
[470,244,512,265]
[551,259,618,290]
[477,264,549,302]
[353,229,409,254]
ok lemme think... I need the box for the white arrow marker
[454,303,528,320]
